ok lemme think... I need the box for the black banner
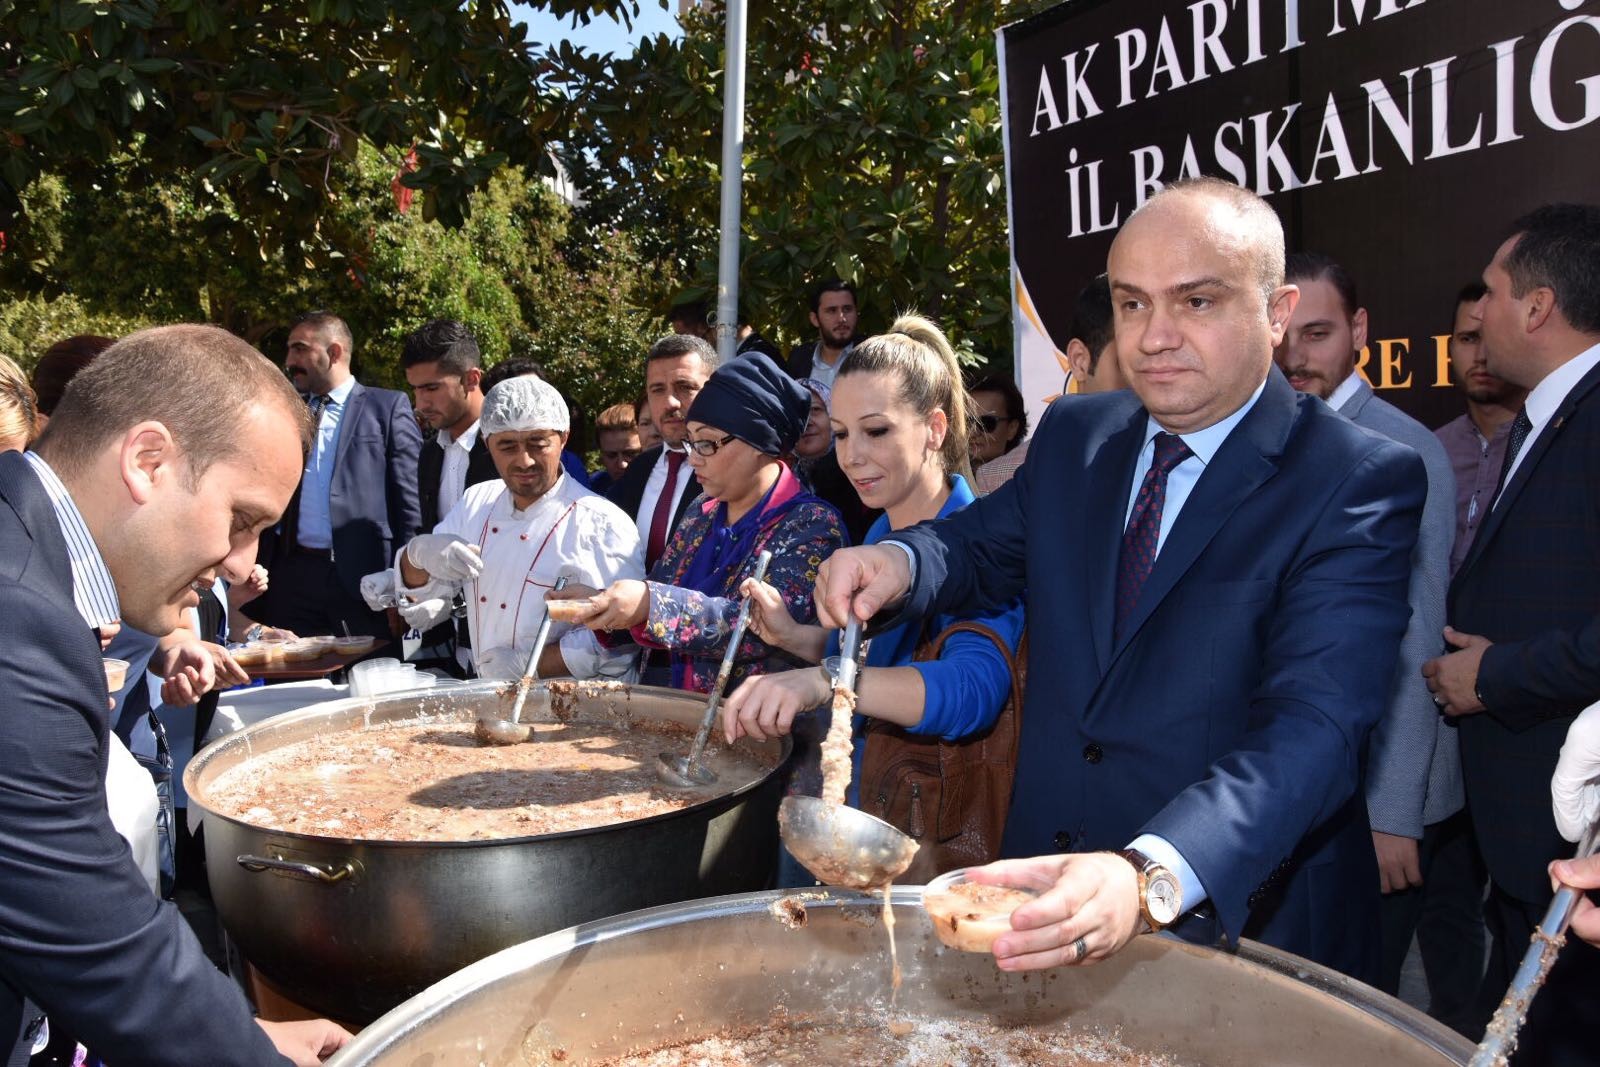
[999,0,1600,428]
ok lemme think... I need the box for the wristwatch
[1118,848,1183,932]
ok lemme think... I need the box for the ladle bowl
[779,794,919,889]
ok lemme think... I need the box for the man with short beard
[1434,283,1529,578]
[785,278,863,390]
[403,319,496,530]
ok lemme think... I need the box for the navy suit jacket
[1450,356,1600,904]
[891,369,1425,979]
[254,381,422,598]
[0,451,286,1066]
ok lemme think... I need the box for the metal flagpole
[713,0,748,363]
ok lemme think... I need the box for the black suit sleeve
[386,392,424,549]
[0,591,287,1066]
[1478,617,1600,731]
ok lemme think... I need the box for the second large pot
[184,680,790,1023]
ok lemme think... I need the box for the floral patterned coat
[631,470,846,695]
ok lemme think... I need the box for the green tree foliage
[0,148,660,431]
[564,0,1053,364]
[0,0,636,248]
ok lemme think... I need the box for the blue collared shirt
[1121,375,1269,555]
[295,376,357,549]
[1123,374,1270,916]
[24,450,120,628]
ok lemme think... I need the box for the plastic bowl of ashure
[922,866,1041,953]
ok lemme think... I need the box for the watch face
[1147,873,1182,926]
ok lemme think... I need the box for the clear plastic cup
[922,867,1040,953]
[102,657,130,692]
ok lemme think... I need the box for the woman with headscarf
[559,353,846,693]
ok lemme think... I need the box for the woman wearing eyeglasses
[555,353,847,692]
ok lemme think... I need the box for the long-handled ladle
[656,551,773,788]
[475,575,569,746]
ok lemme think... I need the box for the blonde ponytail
[838,311,974,485]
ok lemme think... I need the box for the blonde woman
[722,316,1024,878]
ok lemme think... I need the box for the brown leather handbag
[858,621,1026,884]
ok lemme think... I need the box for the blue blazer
[255,381,422,598]
[890,369,1425,981]
[0,451,286,1066]
[1450,357,1600,905]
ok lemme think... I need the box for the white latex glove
[406,533,484,582]
[359,569,397,611]
[475,645,531,682]
[1553,699,1600,842]
[398,595,453,632]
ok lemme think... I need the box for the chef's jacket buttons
[491,526,499,533]
[520,533,529,540]
[479,596,487,603]
[1083,743,1103,764]
[500,603,507,609]
[1053,831,1072,851]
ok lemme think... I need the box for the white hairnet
[481,375,570,435]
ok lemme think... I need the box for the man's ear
[1350,307,1369,351]
[1066,339,1093,382]
[120,421,179,504]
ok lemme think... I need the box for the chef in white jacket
[394,375,642,681]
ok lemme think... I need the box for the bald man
[816,178,1427,982]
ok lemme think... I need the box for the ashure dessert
[924,876,1039,953]
[202,718,775,841]
[585,1012,1185,1066]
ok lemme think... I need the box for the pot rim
[184,680,793,850]
[327,888,1476,1066]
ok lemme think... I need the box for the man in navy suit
[818,178,1425,983]
[1424,204,1600,1064]
[0,325,347,1065]
[247,310,422,640]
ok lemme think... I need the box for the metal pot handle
[237,853,356,884]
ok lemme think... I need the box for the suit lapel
[332,381,367,474]
[1457,360,1600,582]
[0,451,76,602]
[1085,410,1150,675]
[1107,371,1293,664]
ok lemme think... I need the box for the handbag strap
[912,619,1027,768]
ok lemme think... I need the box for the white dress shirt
[433,472,644,680]
[1494,339,1600,507]
[1325,369,1365,413]
[435,418,481,519]
[25,451,159,893]
[632,443,695,534]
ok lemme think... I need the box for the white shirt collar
[1326,370,1365,412]
[1141,374,1270,465]
[24,451,120,628]
[438,418,481,451]
[1524,340,1600,433]
[316,376,357,405]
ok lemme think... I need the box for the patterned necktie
[308,392,331,428]
[1115,432,1194,639]
[1491,408,1532,505]
[646,449,686,570]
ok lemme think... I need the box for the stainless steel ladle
[656,550,773,788]
[475,575,569,746]
[778,611,919,888]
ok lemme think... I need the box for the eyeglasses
[601,448,642,462]
[976,414,1011,434]
[687,434,737,457]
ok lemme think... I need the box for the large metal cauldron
[328,889,1474,1066]
[184,681,790,1023]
